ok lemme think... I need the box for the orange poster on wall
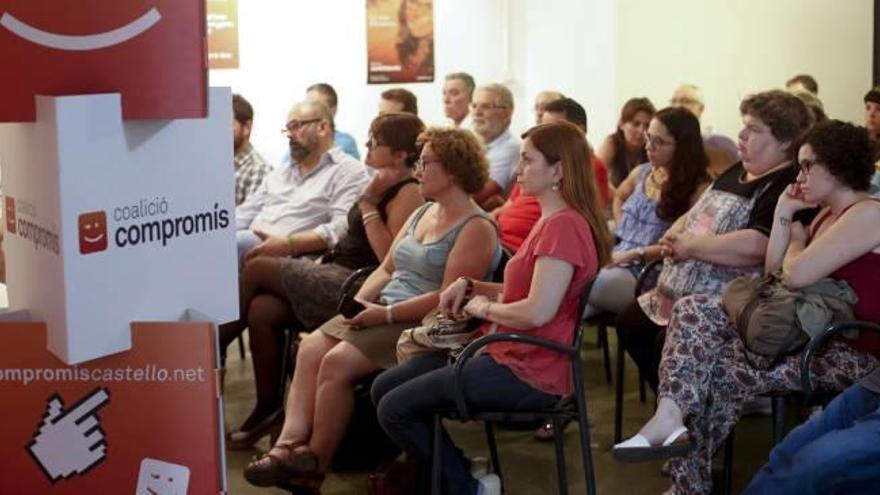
[0,321,224,494]
[366,0,434,84]
[207,0,238,69]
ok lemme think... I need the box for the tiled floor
[223,327,786,494]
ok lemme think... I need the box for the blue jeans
[373,353,557,495]
[745,382,880,495]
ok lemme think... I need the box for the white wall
[211,0,874,166]
[616,0,873,140]
[211,0,513,166]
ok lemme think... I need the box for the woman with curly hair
[243,127,501,494]
[615,119,880,495]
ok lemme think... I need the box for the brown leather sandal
[243,442,320,488]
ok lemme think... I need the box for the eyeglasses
[470,102,507,112]
[798,157,822,175]
[414,158,442,171]
[280,118,322,135]
[365,136,387,150]
[644,131,674,148]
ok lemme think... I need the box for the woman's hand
[659,231,695,261]
[776,183,818,217]
[463,295,492,320]
[342,302,386,329]
[611,249,638,266]
[439,277,469,317]
[362,167,409,202]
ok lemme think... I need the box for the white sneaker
[476,473,501,495]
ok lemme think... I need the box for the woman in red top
[372,122,611,495]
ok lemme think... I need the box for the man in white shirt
[471,83,520,210]
[443,72,475,129]
[235,100,368,263]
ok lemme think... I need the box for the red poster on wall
[366,0,434,84]
[0,1,207,122]
[0,321,224,494]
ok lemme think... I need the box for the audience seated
[305,82,361,159]
[443,72,476,128]
[232,93,273,206]
[242,127,501,493]
[493,97,607,252]
[598,97,655,187]
[379,88,419,115]
[584,107,710,318]
[791,88,828,123]
[615,119,880,495]
[532,90,564,125]
[669,83,739,178]
[614,90,815,392]
[220,113,426,447]
[470,83,521,210]
[371,122,612,495]
[235,100,368,264]
[785,73,819,96]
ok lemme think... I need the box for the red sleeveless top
[810,199,880,356]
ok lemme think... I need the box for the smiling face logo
[5,196,16,234]
[0,1,206,122]
[135,458,190,495]
[78,211,107,254]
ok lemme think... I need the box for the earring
[552,182,560,191]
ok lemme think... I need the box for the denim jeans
[745,382,880,495]
[373,353,557,495]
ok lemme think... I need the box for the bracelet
[385,304,395,324]
[638,246,647,265]
[362,211,380,223]
[485,302,493,320]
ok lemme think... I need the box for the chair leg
[278,330,293,400]
[723,428,735,495]
[432,414,443,495]
[573,370,597,495]
[599,323,612,385]
[484,422,503,490]
[771,396,786,445]
[236,334,246,359]
[552,416,569,495]
[614,328,625,444]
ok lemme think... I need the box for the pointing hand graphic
[27,387,111,483]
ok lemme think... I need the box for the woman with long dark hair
[585,107,710,318]
[597,97,656,187]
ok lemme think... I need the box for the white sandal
[612,426,694,463]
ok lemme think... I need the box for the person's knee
[297,332,331,368]
[371,369,396,407]
[318,344,371,384]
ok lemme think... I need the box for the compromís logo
[78,198,230,256]
[5,197,60,255]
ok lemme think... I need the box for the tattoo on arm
[778,217,791,227]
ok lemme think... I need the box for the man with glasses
[471,83,520,210]
[235,101,368,264]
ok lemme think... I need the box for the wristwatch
[638,247,647,265]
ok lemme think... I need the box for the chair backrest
[491,247,513,283]
[571,278,596,349]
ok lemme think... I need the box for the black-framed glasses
[798,157,822,175]
[281,118,322,135]
[644,131,674,148]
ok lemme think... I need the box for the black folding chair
[430,284,597,495]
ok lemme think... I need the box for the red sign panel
[0,322,224,494]
[0,1,207,122]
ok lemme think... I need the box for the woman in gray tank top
[244,127,501,492]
